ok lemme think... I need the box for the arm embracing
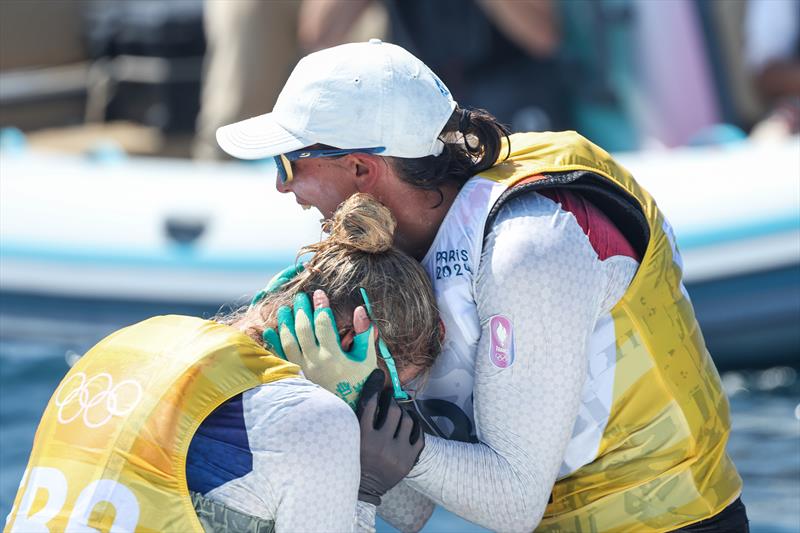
[406,194,607,531]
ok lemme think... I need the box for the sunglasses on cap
[358,288,446,438]
[275,146,386,184]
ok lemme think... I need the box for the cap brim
[216,113,307,160]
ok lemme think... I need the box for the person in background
[299,0,568,132]
[5,194,438,532]
[193,0,387,160]
[745,0,800,140]
[193,0,301,159]
[218,41,748,532]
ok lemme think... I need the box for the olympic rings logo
[54,372,142,428]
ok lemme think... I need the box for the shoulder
[243,379,360,514]
[201,379,361,527]
[242,377,359,448]
[476,189,609,311]
[483,190,598,266]
[492,188,559,225]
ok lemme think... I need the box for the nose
[275,174,291,194]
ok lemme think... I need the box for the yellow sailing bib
[5,315,299,533]
[481,132,742,532]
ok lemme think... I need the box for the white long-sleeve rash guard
[187,376,376,532]
[383,192,638,532]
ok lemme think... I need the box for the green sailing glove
[262,292,378,410]
[250,262,305,306]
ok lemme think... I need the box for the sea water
[1,314,798,532]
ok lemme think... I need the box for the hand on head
[262,289,379,411]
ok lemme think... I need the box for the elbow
[407,508,434,533]
[496,474,550,532]
[505,505,546,533]
[521,24,562,58]
[462,475,546,532]
[532,31,561,58]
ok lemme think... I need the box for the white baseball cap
[216,39,457,160]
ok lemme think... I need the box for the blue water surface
[1,320,798,532]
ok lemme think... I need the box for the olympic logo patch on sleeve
[489,315,515,368]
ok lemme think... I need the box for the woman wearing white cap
[218,40,748,532]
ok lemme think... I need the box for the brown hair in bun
[320,193,396,254]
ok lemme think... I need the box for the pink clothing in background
[635,0,721,147]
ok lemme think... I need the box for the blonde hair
[221,193,440,375]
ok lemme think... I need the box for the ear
[350,153,385,193]
[438,318,446,343]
